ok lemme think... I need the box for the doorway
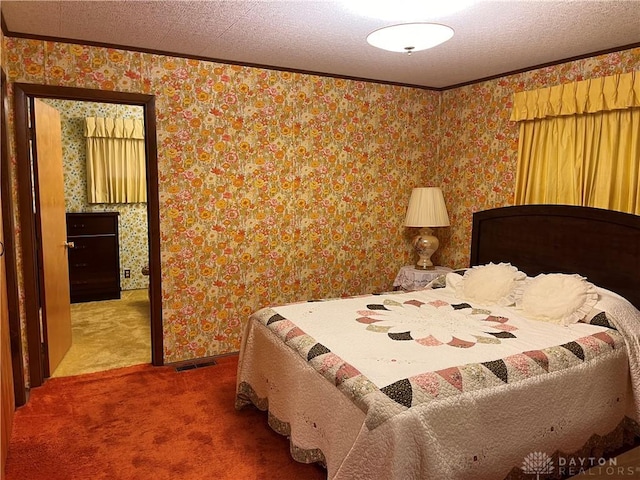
[12,84,163,389]
[43,98,150,378]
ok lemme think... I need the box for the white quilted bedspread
[236,285,640,480]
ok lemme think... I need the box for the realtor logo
[522,452,554,479]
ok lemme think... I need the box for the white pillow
[516,273,599,326]
[445,272,464,291]
[456,263,526,306]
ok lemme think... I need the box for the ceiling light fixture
[366,23,454,55]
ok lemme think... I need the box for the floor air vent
[175,360,217,372]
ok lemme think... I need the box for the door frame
[13,83,163,388]
[1,70,26,406]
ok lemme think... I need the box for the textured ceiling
[2,0,640,89]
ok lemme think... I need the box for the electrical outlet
[124,269,131,278]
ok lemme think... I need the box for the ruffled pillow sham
[455,262,526,306]
[515,273,599,326]
[428,269,468,290]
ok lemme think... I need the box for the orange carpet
[5,355,326,480]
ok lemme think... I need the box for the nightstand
[393,265,453,291]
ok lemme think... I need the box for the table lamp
[404,187,450,270]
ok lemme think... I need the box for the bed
[235,205,640,479]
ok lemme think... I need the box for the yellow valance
[511,71,640,121]
[84,117,145,139]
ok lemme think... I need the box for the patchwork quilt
[236,285,640,480]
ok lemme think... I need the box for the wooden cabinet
[66,212,121,303]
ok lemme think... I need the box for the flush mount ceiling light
[367,23,454,54]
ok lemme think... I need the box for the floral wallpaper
[41,99,149,291]
[3,38,438,363]
[3,36,639,366]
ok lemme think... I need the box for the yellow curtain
[85,117,147,203]
[512,72,640,214]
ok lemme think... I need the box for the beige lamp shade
[404,187,450,227]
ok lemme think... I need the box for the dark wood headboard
[470,205,640,309]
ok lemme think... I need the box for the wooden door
[1,166,14,480]
[33,99,72,376]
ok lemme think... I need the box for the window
[511,72,640,215]
[85,117,147,203]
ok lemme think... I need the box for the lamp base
[414,264,435,271]
[413,228,439,271]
